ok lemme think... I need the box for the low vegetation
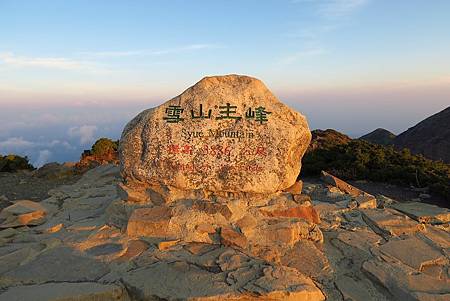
[76,138,119,172]
[301,137,450,200]
[0,154,35,172]
[307,129,352,152]
[83,138,119,158]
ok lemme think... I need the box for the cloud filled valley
[0,102,149,166]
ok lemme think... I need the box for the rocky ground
[302,176,449,209]
[0,165,449,300]
[0,164,81,205]
[348,180,449,209]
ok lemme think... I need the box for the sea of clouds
[0,102,149,167]
[1,84,449,168]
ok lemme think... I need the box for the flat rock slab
[260,203,320,224]
[127,206,172,238]
[420,225,450,251]
[122,261,324,300]
[335,275,377,301]
[354,194,377,209]
[321,171,367,197]
[1,200,44,215]
[281,240,330,278]
[361,208,424,238]
[246,218,323,253]
[337,229,382,253]
[116,239,148,261]
[220,227,248,249]
[1,247,110,285]
[363,259,450,300]
[122,261,232,300]
[379,236,447,271]
[391,201,450,224]
[120,75,311,194]
[0,200,47,228]
[85,243,123,256]
[0,244,43,275]
[0,282,128,301]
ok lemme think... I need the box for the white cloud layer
[79,43,221,58]
[48,139,74,150]
[68,125,98,145]
[0,52,101,72]
[0,137,35,149]
[0,137,74,152]
[279,48,325,64]
[34,149,52,168]
[292,0,369,18]
[319,0,369,17]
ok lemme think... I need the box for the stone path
[0,165,448,300]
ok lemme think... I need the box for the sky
[0,0,449,166]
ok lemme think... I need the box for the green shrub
[301,139,450,200]
[0,154,35,172]
[91,138,118,157]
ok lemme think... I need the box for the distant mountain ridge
[359,128,396,145]
[393,106,450,163]
[303,127,450,201]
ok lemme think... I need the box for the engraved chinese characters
[163,103,271,123]
[119,75,312,193]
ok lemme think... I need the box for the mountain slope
[394,106,450,163]
[360,128,396,145]
[307,129,352,152]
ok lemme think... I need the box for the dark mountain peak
[394,106,450,163]
[360,128,396,145]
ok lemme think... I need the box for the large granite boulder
[120,75,311,194]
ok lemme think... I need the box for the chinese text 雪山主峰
[162,103,271,124]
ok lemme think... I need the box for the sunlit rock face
[1,164,449,300]
[119,74,311,194]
